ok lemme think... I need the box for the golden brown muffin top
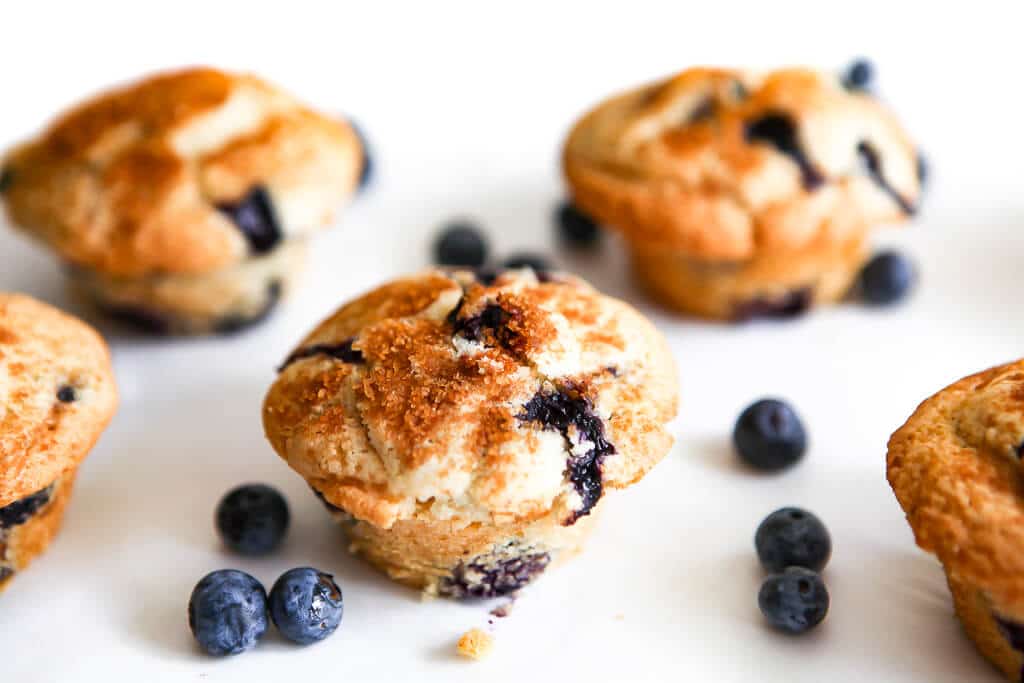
[0,293,117,506]
[564,67,921,261]
[889,360,1024,612]
[263,268,678,529]
[2,67,362,277]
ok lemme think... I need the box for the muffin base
[628,234,868,321]
[0,471,76,592]
[319,497,599,598]
[68,240,306,336]
[947,570,1024,682]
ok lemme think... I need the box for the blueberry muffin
[563,65,923,320]
[0,293,117,590]
[263,268,678,597]
[888,360,1024,681]
[0,67,364,335]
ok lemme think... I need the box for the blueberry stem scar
[278,338,363,372]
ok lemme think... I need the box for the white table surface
[2,2,1023,680]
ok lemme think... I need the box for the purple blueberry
[216,186,282,254]
[215,484,290,556]
[434,222,488,267]
[842,59,874,91]
[269,567,344,645]
[758,567,829,634]
[733,399,807,471]
[859,251,915,305]
[745,113,824,190]
[556,202,601,247]
[0,485,53,528]
[755,508,832,573]
[188,569,269,656]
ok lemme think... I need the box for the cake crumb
[490,599,515,618]
[457,628,494,660]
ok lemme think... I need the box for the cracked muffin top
[263,268,678,529]
[1,67,362,278]
[888,360,1024,611]
[0,293,117,507]
[564,66,922,261]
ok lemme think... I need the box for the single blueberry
[859,251,915,306]
[216,186,282,254]
[269,567,344,645]
[556,201,601,247]
[215,484,290,556]
[755,508,832,573]
[502,252,553,274]
[842,59,874,91]
[348,119,373,192]
[56,385,78,403]
[733,399,807,472]
[188,569,269,656]
[758,567,829,634]
[434,222,489,268]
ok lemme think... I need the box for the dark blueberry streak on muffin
[745,114,824,190]
[519,387,616,524]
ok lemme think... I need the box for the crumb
[457,628,494,661]
[613,614,625,621]
[490,598,515,618]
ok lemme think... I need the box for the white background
[2,2,1023,680]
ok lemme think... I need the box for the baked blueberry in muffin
[563,64,923,320]
[888,359,1024,681]
[263,267,678,597]
[0,67,364,335]
[0,293,117,590]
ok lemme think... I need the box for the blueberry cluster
[188,484,344,656]
[730,402,831,633]
[754,508,832,634]
[430,200,601,277]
